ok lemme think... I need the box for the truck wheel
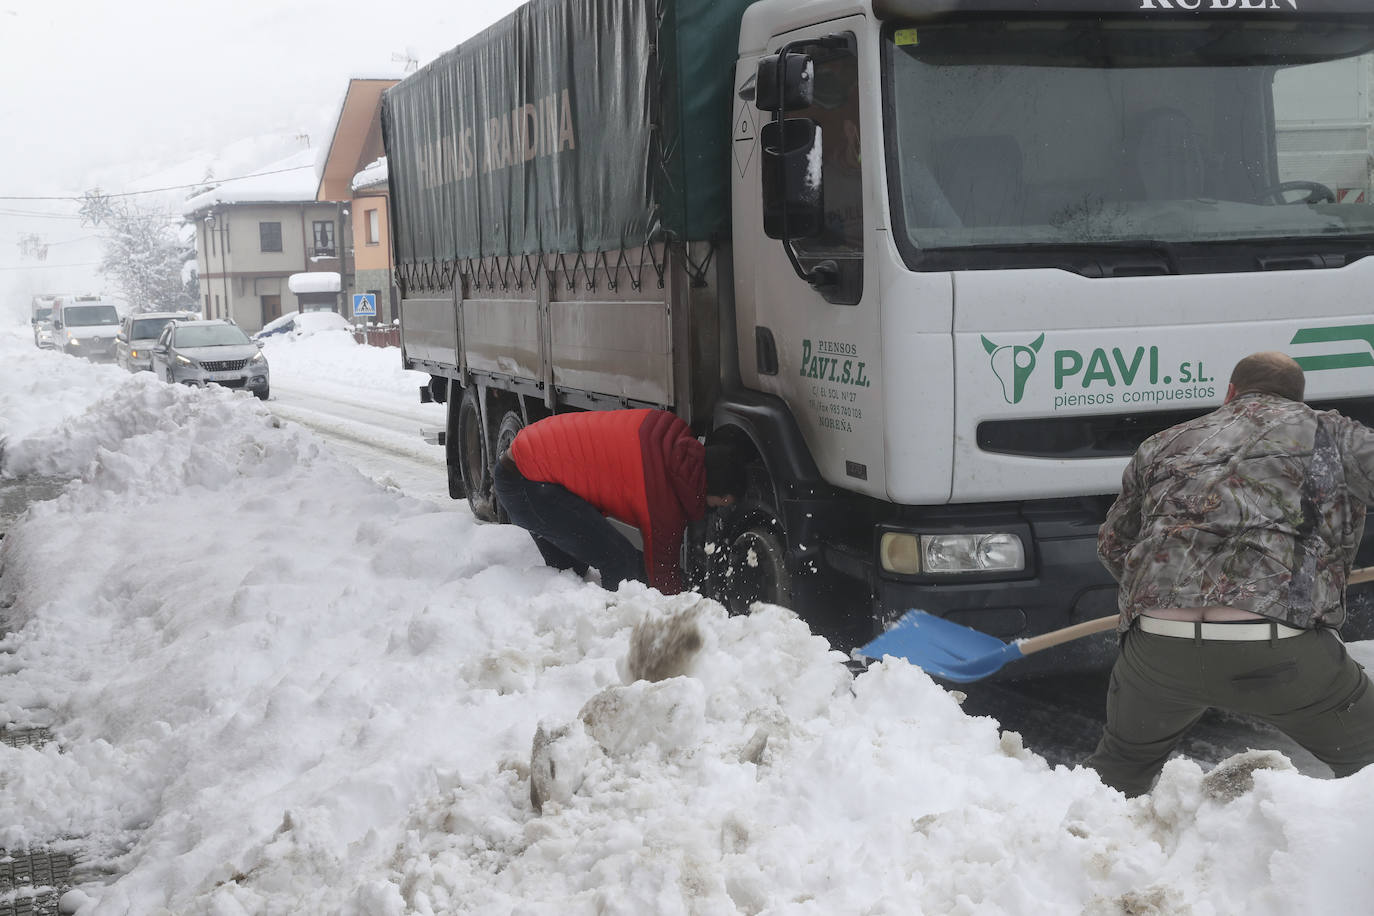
[457,388,498,521]
[492,410,525,524]
[444,391,466,500]
[722,522,793,615]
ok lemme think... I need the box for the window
[365,209,380,245]
[795,50,863,256]
[259,222,283,253]
[214,294,220,317]
[312,220,336,257]
[204,294,210,315]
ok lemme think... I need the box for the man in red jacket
[492,409,745,594]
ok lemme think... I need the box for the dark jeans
[492,457,645,589]
[1086,626,1374,797]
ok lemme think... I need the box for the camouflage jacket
[1099,392,1374,631]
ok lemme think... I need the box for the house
[350,157,395,325]
[184,147,346,333]
[315,77,400,325]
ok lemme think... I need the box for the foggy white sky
[0,0,524,313]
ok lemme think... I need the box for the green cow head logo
[981,333,1045,404]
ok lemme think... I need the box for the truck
[382,0,1374,673]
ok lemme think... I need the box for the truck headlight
[879,532,1025,575]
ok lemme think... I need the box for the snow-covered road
[267,376,451,505]
[7,324,1374,914]
[258,337,1331,778]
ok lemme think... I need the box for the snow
[182,148,323,214]
[3,323,1374,914]
[288,272,342,294]
[353,157,388,191]
[255,309,356,341]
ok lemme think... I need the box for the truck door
[737,17,887,497]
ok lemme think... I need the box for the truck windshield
[884,18,1374,273]
[62,306,120,327]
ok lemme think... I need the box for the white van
[51,295,123,361]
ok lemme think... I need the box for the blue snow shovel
[859,567,1374,682]
[858,612,1119,682]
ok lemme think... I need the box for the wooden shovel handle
[1018,615,1119,656]
[1018,564,1374,659]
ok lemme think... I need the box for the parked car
[51,296,123,361]
[116,311,198,372]
[253,309,353,340]
[150,319,270,400]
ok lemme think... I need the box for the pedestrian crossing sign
[352,293,377,317]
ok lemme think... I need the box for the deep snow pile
[2,325,1374,915]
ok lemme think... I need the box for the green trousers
[1086,626,1374,797]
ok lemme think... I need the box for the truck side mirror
[755,52,813,113]
[761,118,824,240]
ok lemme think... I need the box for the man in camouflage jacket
[1086,351,1374,796]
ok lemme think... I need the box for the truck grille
[201,359,248,371]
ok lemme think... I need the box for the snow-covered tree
[98,203,197,313]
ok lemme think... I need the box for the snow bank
[2,324,1374,914]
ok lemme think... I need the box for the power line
[0,262,100,272]
[0,207,184,222]
[0,165,316,202]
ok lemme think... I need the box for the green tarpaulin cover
[382,0,755,276]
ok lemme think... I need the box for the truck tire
[444,392,466,500]
[722,522,793,616]
[457,388,498,521]
[492,410,525,524]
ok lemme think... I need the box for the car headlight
[250,350,266,364]
[130,349,140,359]
[175,354,197,367]
[67,335,79,345]
[879,532,1025,575]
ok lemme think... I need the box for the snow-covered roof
[287,272,341,294]
[183,147,323,215]
[352,157,388,192]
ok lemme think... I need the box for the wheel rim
[727,527,789,612]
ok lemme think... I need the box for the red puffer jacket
[509,409,706,593]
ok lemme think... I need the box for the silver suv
[151,319,270,400]
[116,311,198,372]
